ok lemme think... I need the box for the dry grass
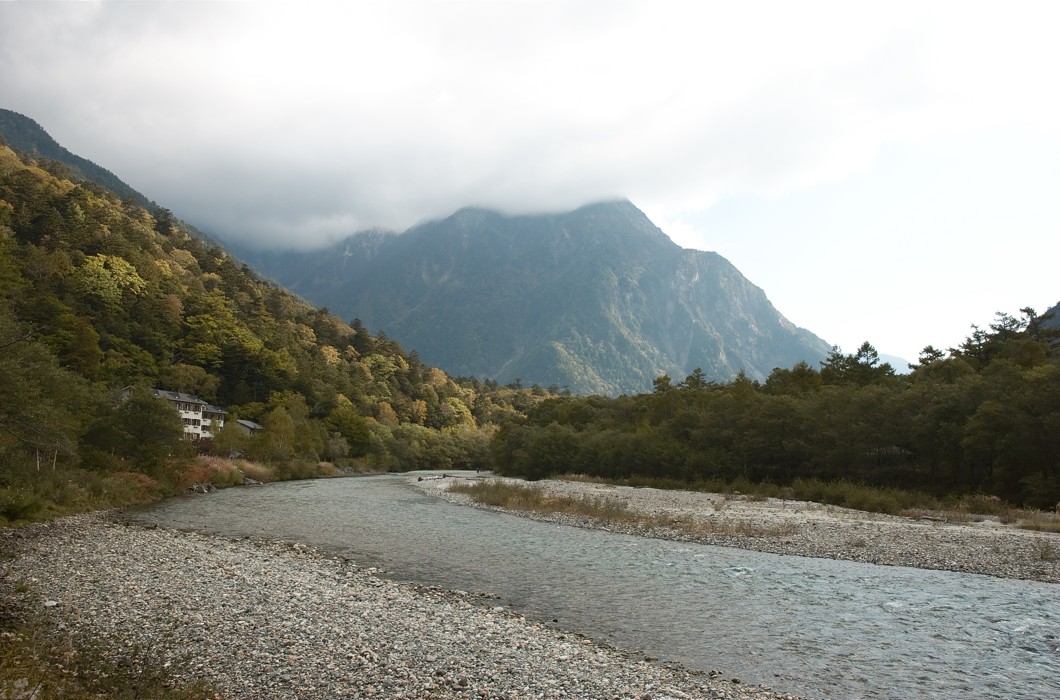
[179,456,341,489]
[1032,538,1059,562]
[449,480,798,540]
[449,480,639,522]
[1017,511,1060,533]
[557,473,1060,531]
[659,513,798,539]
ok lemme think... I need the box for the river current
[129,475,1060,699]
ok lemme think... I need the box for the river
[128,474,1060,699]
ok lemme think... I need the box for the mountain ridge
[235,201,832,394]
[0,108,154,209]
[0,107,832,395]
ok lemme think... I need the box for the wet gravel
[2,512,800,700]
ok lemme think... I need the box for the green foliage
[820,342,896,386]
[72,254,146,310]
[0,313,88,467]
[326,397,371,456]
[82,387,190,470]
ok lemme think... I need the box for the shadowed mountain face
[1043,302,1060,330]
[235,201,830,395]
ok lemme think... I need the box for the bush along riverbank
[0,455,354,527]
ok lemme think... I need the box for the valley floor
[1,512,797,700]
[4,474,1056,700]
[417,473,1060,584]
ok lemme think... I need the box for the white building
[151,389,227,440]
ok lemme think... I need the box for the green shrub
[272,459,337,481]
[0,488,45,523]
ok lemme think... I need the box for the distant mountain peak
[235,201,830,395]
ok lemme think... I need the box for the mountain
[879,353,912,374]
[0,108,153,209]
[1043,301,1060,330]
[235,201,831,395]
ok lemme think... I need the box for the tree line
[491,312,1060,508]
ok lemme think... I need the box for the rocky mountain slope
[236,201,831,395]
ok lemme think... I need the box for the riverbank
[1,512,799,700]
[416,472,1060,584]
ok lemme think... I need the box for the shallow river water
[129,475,1060,699]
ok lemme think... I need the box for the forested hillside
[493,325,1060,509]
[0,144,553,522]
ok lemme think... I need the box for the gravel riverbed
[4,473,1057,699]
[1,510,798,700]
[419,473,1060,584]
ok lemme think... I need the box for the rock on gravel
[1,513,799,700]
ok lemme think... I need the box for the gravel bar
[2,512,799,700]
[420,474,1060,584]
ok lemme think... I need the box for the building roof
[236,419,264,431]
[150,389,227,415]
[152,389,207,405]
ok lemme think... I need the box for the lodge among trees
[147,389,227,440]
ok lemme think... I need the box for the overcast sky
[2,1,1058,363]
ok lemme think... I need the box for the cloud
[0,2,1009,242]
[8,1,1047,247]
[1,2,1059,359]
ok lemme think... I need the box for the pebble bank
[2,512,799,700]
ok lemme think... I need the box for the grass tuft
[1032,538,1058,561]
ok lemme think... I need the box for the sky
[1,1,1058,363]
